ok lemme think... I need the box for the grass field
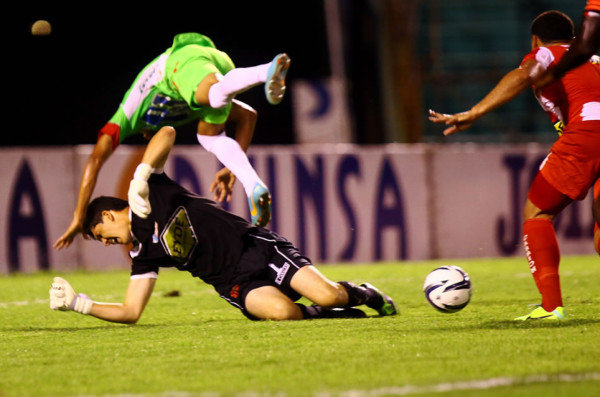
[1,255,599,397]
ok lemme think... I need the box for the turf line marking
[71,372,600,397]
[320,372,600,396]
[0,298,48,308]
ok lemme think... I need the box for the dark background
[7,2,334,146]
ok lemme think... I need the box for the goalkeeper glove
[49,277,93,314]
[128,163,153,219]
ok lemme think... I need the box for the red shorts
[538,121,600,201]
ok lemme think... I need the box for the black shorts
[213,228,312,320]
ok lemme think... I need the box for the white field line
[71,372,600,397]
[321,372,600,396]
[0,291,184,308]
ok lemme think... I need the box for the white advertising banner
[0,143,596,274]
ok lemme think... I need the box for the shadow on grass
[477,318,600,330]
[4,324,164,332]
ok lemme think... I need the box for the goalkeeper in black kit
[49,126,397,322]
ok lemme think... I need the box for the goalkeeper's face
[90,210,133,246]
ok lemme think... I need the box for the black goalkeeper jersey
[129,172,253,286]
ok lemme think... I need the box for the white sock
[197,132,266,196]
[208,63,271,108]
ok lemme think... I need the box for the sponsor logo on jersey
[269,262,290,285]
[160,206,198,265]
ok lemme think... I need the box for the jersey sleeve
[131,260,160,278]
[98,106,140,149]
[585,0,600,12]
[520,47,553,69]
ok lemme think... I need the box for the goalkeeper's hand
[49,277,93,314]
[128,163,153,219]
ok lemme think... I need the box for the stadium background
[6,0,584,147]
[1,0,596,274]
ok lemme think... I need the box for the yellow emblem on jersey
[160,206,197,265]
[553,120,564,136]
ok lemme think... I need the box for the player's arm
[54,134,114,250]
[90,277,156,324]
[128,126,176,218]
[550,12,600,79]
[429,59,536,135]
[49,276,156,324]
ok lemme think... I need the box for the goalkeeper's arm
[128,126,177,218]
[50,276,156,324]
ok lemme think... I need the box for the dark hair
[531,10,574,43]
[83,196,128,238]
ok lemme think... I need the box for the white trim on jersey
[581,101,600,121]
[249,234,302,271]
[130,271,158,280]
[122,53,168,120]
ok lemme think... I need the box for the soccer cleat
[361,283,398,316]
[318,307,367,319]
[265,53,290,105]
[248,182,272,227]
[514,305,566,321]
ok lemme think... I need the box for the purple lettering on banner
[8,160,48,272]
[374,158,407,260]
[295,155,327,260]
[173,155,202,196]
[337,155,360,261]
[496,155,526,255]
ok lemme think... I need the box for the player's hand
[128,163,153,218]
[49,277,77,310]
[428,109,476,135]
[49,277,93,314]
[128,179,151,218]
[210,168,236,203]
[53,219,83,250]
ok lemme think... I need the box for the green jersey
[99,33,235,148]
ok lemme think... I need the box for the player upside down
[49,127,398,322]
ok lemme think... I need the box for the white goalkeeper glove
[49,277,93,314]
[128,163,153,219]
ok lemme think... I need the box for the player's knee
[263,301,302,321]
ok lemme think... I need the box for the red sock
[522,218,562,311]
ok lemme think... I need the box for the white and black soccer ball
[423,265,472,313]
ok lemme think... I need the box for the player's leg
[244,286,303,320]
[290,266,397,316]
[201,53,290,108]
[516,171,570,320]
[243,284,365,320]
[593,179,599,254]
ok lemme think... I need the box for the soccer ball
[423,265,472,313]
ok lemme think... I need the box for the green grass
[1,256,599,396]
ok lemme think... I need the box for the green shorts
[163,44,236,110]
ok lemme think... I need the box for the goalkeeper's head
[83,196,133,246]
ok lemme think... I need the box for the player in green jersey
[54,32,290,251]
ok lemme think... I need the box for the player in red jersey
[429,11,600,320]
[529,1,600,242]
[530,0,600,87]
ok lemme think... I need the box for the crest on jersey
[160,206,197,266]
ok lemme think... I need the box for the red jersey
[521,45,600,128]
